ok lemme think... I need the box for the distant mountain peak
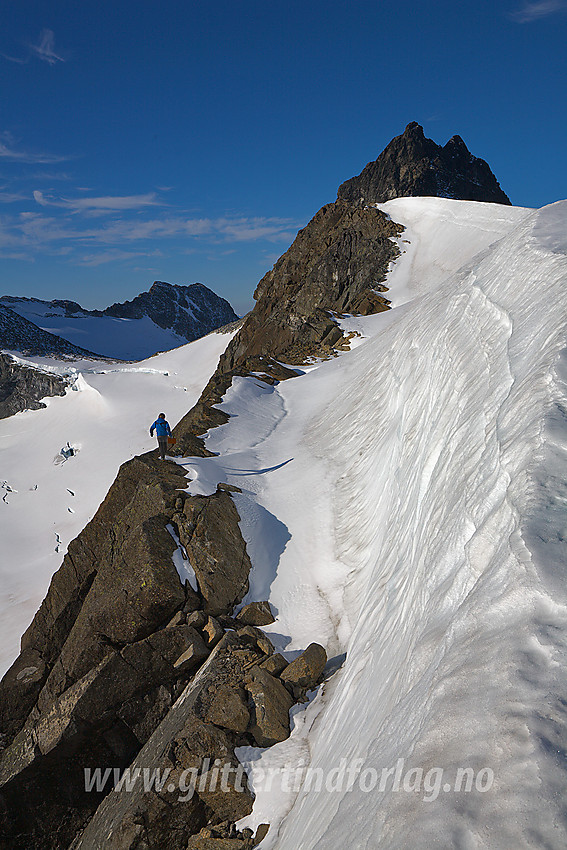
[1,281,238,361]
[338,122,511,206]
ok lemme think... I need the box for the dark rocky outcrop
[236,601,275,627]
[174,490,252,616]
[0,436,327,847]
[0,352,69,419]
[338,121,512,206]
[172,201,402,457]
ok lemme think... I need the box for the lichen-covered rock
[259,653,287,677]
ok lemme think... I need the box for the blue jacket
[150,418,171,437]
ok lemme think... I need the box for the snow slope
[0,329,235,676]
[172,198,566,848]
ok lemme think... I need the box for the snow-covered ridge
[276,201,567,848]
[167,198,566,847]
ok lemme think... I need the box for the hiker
[150,413,172,460]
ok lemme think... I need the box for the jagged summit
[338,121,511,206]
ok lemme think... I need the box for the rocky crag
[0,452,327,848]
[338,121,511,206]
[101,281,238,342]
[0,124,511,848]
[0,353,70,420]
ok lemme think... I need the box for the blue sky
[1,0,566,315]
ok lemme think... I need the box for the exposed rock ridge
[0,353,68,420]
[338,121,512,206]
[173,200,402,456]
[0,449,327,848]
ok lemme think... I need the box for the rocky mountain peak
[337,122,511,206]
[102,280,238,340]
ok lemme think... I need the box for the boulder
[259,654,287,677]
[187,610,208,630]
[202,616,225,649]
[204,685,250,733]
[176,491,252,616]
[167,611,186,628]
[280,643,327,692]
[236,601,275,627]
[244,667,294,747]
[236,626,274,657]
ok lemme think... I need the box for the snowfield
[2,197,567,848]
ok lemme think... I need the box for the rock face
[175,490,252,616]
[0,304,101,359]
[0,353,68,419]
[338,121,512,206]
[219,200,400,371]
[173,202,402,457]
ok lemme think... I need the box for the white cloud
[0,204,303,267]
[29,29,65,65]
[511,0,567,22]
[75,249,161,267]
[0,189,27,203]
[33,190,162,212]
[0,133,69,164]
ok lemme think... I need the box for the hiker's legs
[157,436,168,460]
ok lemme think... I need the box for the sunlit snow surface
[0,330,235,675]
[178,199,567,848]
